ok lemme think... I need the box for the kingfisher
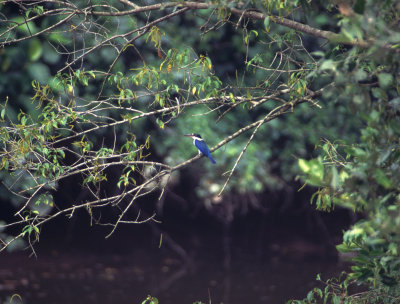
[184,133,216,164]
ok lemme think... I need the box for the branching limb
[0,0,330,254]
[218,104,285,196]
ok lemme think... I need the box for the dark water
[0,201,351,304]
[0,242,344,304]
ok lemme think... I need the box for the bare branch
[118,0,141,9]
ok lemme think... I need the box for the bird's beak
[184,134,193,137]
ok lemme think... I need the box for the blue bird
[184,133,216,164]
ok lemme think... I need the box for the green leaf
[250,30,258,37]
[378,73,393,89]
[48,32,70,44]
[264,16,270,31]
[346,147,366,158]
[229,92,235,103]
[354,69,367,81]
[28,38,43,61]
[319,59,336,71]
[11,17,39,35]
[329,32,353,44]
[306,290,314,302]
[332,295,341,304]
[376,146,393,165]
[81,75,88,86]
[310,159,324,180]
[57,149,65,159]
[373,169,391,189]
[28,63,51,83]
[156,118,164,129]
[311,51,325,58]
[336,243,356,253]
[142,296,159,304]
[263,16,270,27]
[313,287,323,298]
[330,166,339,189]
[298,158,310,173]
[3,159,9,170]
[22,225,32,237]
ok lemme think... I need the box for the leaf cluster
[296,0,400,301]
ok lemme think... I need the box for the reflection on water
[0,243,343,304]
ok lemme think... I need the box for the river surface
[0,202,352,304]
[0,239,345,304]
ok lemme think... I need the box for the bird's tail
[209,155,216,164]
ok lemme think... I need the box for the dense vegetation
[0,0,399,303]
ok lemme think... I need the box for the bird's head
[184,133,202,140]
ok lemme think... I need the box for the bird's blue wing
[195,140,216,164]
[194,140,210,154]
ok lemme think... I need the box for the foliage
[296,0,400,302]
[141,295,205,304]
[0,0,335,252]
[0,0,400,302]
[288,272,399,304]
[298,109,400,302]
[142,295,159,304]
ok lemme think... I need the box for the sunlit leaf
[378,73,393,89]
[28,38,43,61]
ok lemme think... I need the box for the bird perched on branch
[184,133,216,164]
